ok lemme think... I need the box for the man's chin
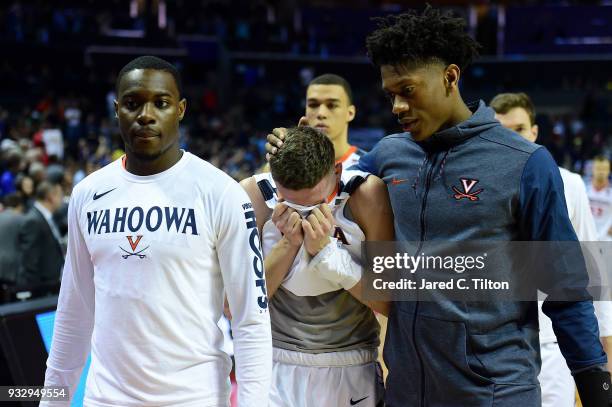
[130,150,163,161]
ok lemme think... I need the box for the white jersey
[254,169,368,296]
[587,182,612,241]
[338,145,365,170]
[42,152,271,407]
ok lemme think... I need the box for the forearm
[347,280,390,316]
[264,236,300,298]
[542,299,607,372]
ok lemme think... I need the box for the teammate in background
[491,91,612,407]
[587,156,612,241]
[41,56,271,407]
[243,126,393,407]
[265,74,364,170]
[267,6,609,406]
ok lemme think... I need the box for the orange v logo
[127,235,143,251]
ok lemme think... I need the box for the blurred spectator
[0,193,25,291]
[0,149,23,197]
[14,173,34,209]
[41,116,64,160]
[17,181,64,289]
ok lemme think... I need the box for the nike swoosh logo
[93,188,116,200]
[350,396,369,405]
[390,177,408,185]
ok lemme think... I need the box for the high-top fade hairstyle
[309,73,354,105]
[366,5,480,70]
[270,126,335,190]
[116,55,183,96]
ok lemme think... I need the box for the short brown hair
[489,92,536,126]
[270,126,335,190]
[594,155,610,164]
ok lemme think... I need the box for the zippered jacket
[357,100,607,407]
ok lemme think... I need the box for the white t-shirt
[587,182,612,241]
[42,152,271,407]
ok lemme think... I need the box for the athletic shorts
[270,347,384,407]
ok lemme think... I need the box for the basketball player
[267,6,609,407]
[491,92,612,407]
[587,156,612,242]
[265,74,364,171]
[243,126,393,407]
[41,56,272,407]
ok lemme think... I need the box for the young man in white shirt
[491,92,612,407]
[41,56,272,407]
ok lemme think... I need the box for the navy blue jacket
[358,101,606,407]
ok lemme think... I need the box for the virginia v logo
[452,178,483,202]
[120,235,149,259]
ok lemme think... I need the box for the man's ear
[178,98,187,121]
[445,64,461,90]
[531,124,539,142]
[347,105,356,123]
[114,100,119,118]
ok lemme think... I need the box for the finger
[271,128,286,145]
[298,116,309,127]
[306,212,322,234]
[289,215,303,236]
[288,211,302,225]
[264,142,278,154]
[311,207,331,229]
[302,219,316,240]
[271,203,289,222]
[320,204,335,227]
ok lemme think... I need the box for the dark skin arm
[346,175,395,316]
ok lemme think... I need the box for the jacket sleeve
[518,147,607,372]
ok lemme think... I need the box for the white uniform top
[254,169,368,296]
[42,152,271,407]
[539,168,612,343]
[587,181,612,241]
[337,145,364,170]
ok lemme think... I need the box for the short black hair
[366,5,480,70]
[2,192,23,209]
[309,74,354,105]
[116,56,183,96]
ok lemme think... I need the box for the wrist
[280,235,302,249]
[306,237,330,257]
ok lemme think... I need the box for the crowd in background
[0,0,611,302]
